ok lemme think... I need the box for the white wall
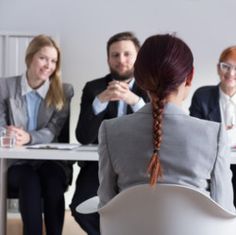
[1,0,236,141]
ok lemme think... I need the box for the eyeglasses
[219,62,236,75]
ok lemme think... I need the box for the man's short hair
[106,31,140,56]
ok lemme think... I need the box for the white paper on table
[26,143,80,150]
[26,143,98,151]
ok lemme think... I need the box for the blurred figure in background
[190,46,236,206]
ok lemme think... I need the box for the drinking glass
[0,129,16,148]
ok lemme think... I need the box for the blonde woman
[0,35,74,235]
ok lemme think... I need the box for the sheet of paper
[27,143,80,150]
[26,143,98,151]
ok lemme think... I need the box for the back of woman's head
[134,34,193,99]
[134,34,194,186]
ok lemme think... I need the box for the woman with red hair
[98,34,235,213]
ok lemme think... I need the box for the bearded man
[70,31,149,235]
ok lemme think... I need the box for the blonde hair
[25,34,65,111]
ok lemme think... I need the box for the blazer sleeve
[189,89,206,119]
[76,80,149,145]
[98,120,118,207]
[0,83,8,127]
[75,82,110,145]
[210,124,235,213]
[30,83,74,144]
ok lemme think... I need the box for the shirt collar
[219,87,236,105]
[21,73,50,99]
[128,78,135,89]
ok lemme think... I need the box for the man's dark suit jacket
[189,84,236,206]
[189,85,221,122]
[71,74,149,235]
[76,74,149,145]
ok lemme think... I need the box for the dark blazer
[189,85,221,122]
[76,74,149,145]
[189,84,236,207]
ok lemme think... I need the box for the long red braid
[147,95,165,186]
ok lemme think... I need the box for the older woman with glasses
[189,45,236,206]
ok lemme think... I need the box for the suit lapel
[8,78,28,128]
[9,97,54,130]
[8,97,28,128]
[6,76,54,130]
[208,86,221,122]
[208,107,221,122]
[126,82,144,114]
[37,101,54,129]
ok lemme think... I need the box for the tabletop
[0,144,99,161]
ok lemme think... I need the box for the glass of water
[0,128,16,148]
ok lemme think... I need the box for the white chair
[77,184,236,235]
[76,196,99,214]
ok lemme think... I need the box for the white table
[0,145,98,235]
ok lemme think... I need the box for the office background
[0,0,235,143]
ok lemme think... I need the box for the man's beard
[109,67,134,81]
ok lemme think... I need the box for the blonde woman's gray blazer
[98,103,235,213]
[0,75,74,170]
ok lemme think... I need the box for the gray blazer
[98,103,235,212]
[0,75,74,168]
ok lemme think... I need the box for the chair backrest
[99,184,236,235]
